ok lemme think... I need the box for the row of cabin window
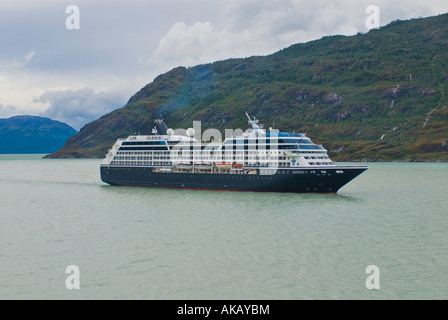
[111,161,297,168]
[308,162,334,166]
[111,161,172,166]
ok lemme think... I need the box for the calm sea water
[0,155,447,300]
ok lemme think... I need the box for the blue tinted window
[299,145,324,150]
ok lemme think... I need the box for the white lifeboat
[215,162,231,169]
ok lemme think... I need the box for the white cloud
[0,51,37,78]
[7,50,36,68]
[148,0,447,71]
[149,0,343,69]
[36,88,127,130]
[151,21,235,67]
[0,104,17,118]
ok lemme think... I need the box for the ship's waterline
[100,115,367,192]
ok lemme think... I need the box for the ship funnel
[154,119,168,135]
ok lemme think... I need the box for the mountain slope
[0,116,77,154]
[48,14,448,161]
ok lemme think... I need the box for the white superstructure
[102,115,335,171]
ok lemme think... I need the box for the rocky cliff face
[48,14,448,161]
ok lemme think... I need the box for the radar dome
[167,128,174,136]
[186,128,195,137]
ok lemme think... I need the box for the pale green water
[0,155,447,300]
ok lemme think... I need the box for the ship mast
[245,112,264,130]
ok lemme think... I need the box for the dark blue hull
[100,166,367,193]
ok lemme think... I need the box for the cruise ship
[100,114,367,193]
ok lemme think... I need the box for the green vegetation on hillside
[0,116,77,154]
[49,14,448,161]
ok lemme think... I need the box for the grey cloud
[0,0,446,126]
[36,88,127,130]
[0,104,17,118]
[150,0,447,72]
[0,0,222,75]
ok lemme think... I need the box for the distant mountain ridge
[0,116,77,154]
[48,14,448,161]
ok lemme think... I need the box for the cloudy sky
[0,0,447,130]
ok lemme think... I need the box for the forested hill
[0,116,77,154]
[48,13,448,161]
